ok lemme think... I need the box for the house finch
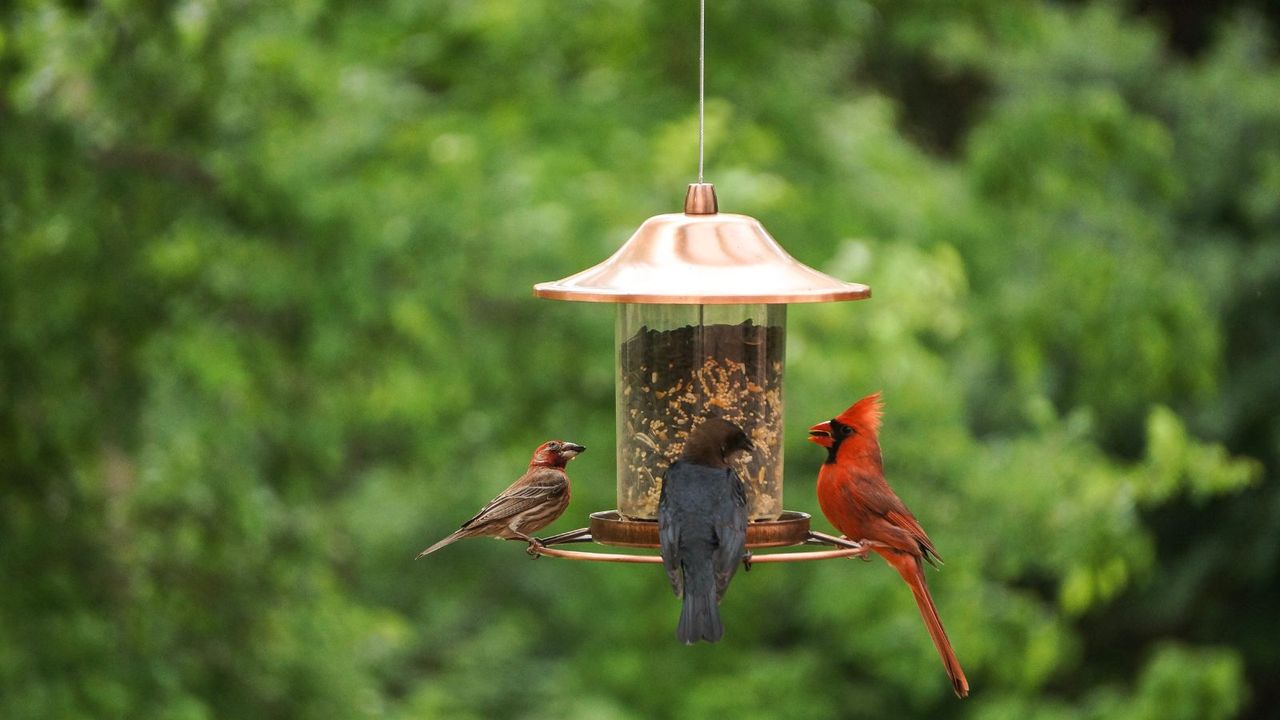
[808,393,969,697]
[415,440,584,558]
[658,417,752,644]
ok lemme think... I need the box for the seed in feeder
[617,319,785,520]
[634,433,660,453]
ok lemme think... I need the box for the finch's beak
[807,421,833,447]
[561,443,586,459]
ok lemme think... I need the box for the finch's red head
[530,440,586,468]
[807,392,883,461]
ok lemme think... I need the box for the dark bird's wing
[460,467,566,530]
[711,468,749,600]
[658,463,682,597]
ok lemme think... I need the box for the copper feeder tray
[526,512,872,564]
[591,510,810,548]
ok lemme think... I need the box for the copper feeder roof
[534,184,871,304]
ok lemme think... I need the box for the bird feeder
[531,183,873,562]
[521,0,873,563]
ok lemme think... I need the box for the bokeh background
[4,1,1280,718]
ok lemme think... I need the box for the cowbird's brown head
[679,417,754,469]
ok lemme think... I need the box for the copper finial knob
[684,183,718,215]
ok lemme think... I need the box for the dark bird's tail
[415,529,467,559]
[677,568,723,644]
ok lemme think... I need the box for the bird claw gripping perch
[844,537,873,562]
[742,551,753,572]
[848,537,892,561]
[525,538,545,558]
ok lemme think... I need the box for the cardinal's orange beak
[807,420,834,448]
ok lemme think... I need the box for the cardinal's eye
[837,424,853,438]
[548,442,560,451]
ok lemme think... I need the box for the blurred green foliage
[2,0,1278,718]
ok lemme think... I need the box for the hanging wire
[697,0,705,183]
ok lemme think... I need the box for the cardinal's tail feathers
[889,552,970,698]
[676,571,723,644]
[415,529,467,559]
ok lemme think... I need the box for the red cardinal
[808,393,969,698]
[416,440,584,558]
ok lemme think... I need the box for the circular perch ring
[530,544,868,563]
[527,523,871,564]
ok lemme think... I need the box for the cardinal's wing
[855,467,943,566]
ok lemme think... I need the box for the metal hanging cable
[698,0,705,183]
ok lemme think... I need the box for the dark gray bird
[658,417,753,644]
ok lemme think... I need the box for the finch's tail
[677,571,723,644]
[884,550,970,698]
[415,529,467,559]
